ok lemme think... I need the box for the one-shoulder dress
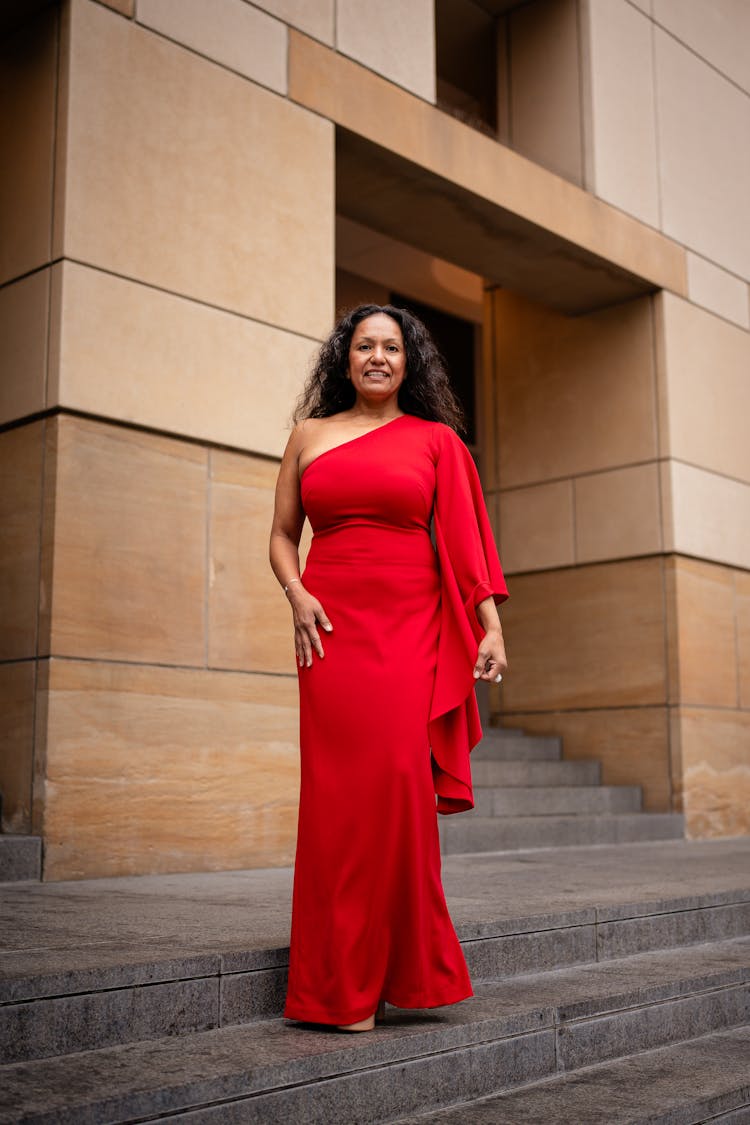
[284,413,508,1025]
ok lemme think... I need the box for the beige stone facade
[1,0,748,878]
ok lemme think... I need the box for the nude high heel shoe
[336,999,386,1033]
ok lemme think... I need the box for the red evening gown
[283,413,508,1026]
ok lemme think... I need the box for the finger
[476,653,501,681]
[317,609,333,634]
[307,625,325,659]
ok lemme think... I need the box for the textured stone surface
[0,836,41,883]
[507,0,583,186]
[44,416,207,665]
[62,0,334,340]
[666,555,739,709]
[439,813,683,855]
[498,480,575,573]
[739,571,750,710]
[676,707,750,840]
[220,968,289,1026]
[336,0,436,102]
[503,708,672,813]
[470,733,561,761]
[657,292,750,487]
[557,980,750,1070]
[2,941,750,1122]
[137,0,288,94]
[250,0,333,44]
[0,665,36,835]
[597,901,750,960]
[0,270,50,426]
[0,976,218,1064]
[687,251,750,329]
[498,558,667,713]
[492,290,659,489]
[0,947,219,1006]
[654,25,750,279]
[51,262,316,459]
[393,1025,750,1123]
[0,1007,555,1124]
[663,459,750,571]
[462,924,596,981]
[470,760,600,787]
[584,0,659,226]
[472,785,642,817]
[0,422,44,661]
[41,658,301,880]
[0,841,747,1038]
[574,462,662,564]
[208,452,311,675]
[3,839,748,983]
[0,842,748,1118]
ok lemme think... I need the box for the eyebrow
[355,336,401,343]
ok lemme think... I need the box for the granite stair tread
[470,734,562,761]
[3,873,747,1008]
[393,1024,750,1124]
[1,937,748,1123]
[472,783,643,816]
[470,758,601,786]
[439,812,686,854]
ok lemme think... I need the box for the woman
[269,304,508,1033]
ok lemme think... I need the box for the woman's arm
[472,596,508,682]
[269,426,333,668]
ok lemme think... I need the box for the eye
[358,343,371,350]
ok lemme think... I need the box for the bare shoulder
[286,417,321,451]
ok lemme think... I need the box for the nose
[370,345,386,364]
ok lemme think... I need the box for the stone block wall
[488,283,750,838]
[0,0,331,876]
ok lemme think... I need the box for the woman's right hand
[286,583,333,668]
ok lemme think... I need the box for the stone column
[484,283,750,838]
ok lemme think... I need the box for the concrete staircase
[439,727,685,855]
[1,840,749,1123]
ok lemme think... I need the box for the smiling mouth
[364,370,389,377]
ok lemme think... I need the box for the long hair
[293,304,465,433]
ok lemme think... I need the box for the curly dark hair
[293,304,465,433]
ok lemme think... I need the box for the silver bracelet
[284,578,301,594]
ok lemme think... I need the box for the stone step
[471,758,601,787]
[1,938,748,1123]
[440,813,685,855]
[471,734,562,761]
[2,874,746,1066]
[0,835,41,883]
[472,784,643,816]
[393,1024,750,1124]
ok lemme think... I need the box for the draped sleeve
[429,423,509,815]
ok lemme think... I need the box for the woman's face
[347,314,407,405]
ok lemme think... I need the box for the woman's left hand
[472,626,508,683]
